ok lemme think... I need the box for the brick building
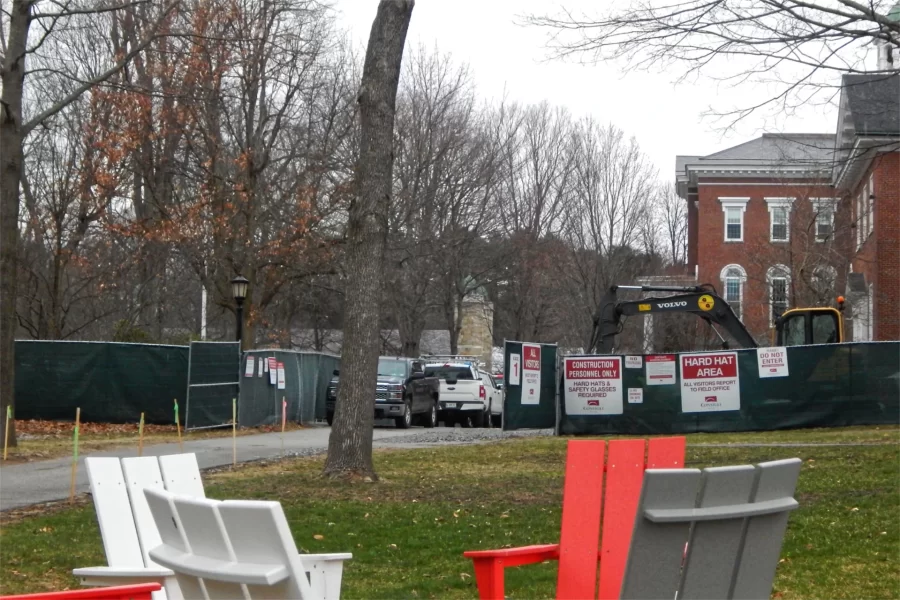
[676,73,899,343]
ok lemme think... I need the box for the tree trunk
[0,0,34,448]
[324,0,413,480]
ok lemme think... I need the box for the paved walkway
[0,426,433,511]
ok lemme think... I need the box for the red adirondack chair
[0,584,161,600]
[464,437,686,600]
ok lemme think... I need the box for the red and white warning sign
[522,344,541,405]
[757,347,789,378]
[680,351,740,413]
[646,354,676,386]
[564,357,623,415]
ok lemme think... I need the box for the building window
[719,197,749,242]
[765,198,793,242]
[767,265,791,327]
[811,198,836,243]
[720,264,746,320]
[867,174,875,238]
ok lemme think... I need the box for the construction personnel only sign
[680,351,740,413]
[564,356,623,415]
[521,344,542,405]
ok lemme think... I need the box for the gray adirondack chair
[620,457,802,600]
[144,488,326,600]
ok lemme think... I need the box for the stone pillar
[457,296,495,371]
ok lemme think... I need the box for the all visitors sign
[680,351,740,412]
[521,344,541,405]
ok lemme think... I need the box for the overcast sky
[332,0,842,181]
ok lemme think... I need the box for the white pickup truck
[424,361,490,427]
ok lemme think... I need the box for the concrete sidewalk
[0,425,431,511]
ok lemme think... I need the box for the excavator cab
[775,302,845,347]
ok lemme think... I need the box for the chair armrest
[300,553,353,562]
[464,543,560,563]
[463,544,561,600]
[73,567,174,579]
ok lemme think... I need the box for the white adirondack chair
[620,457,802,600]
[74,454,350,600]
[144,488,327,600]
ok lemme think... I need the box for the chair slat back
[596,440,646,600]
[219,500,314,600]
[556,441,606,600]
[84,458,144,569]
[158,454,205,497]
[121,457,166,568]
[619,469,702,600]
[729,459,802,599]
[619,458,801,600]
[679,466,757,598]
[144,488,208,600]
[173,495,248,600]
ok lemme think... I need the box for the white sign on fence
[564,356,623,415]
[628,388,643,404]
[244,356,255,378]
[521,344,541,405]
[509,353,521,386]
[625,355,643,369]
[276,361,286,390]
[268,357,277,385]
[646,354,676,385]
[757,347,789,378]
[680,351,740,413]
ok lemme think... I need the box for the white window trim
[719,263,747,320]
[719,197,750,242]
[811,197,838,244]
[765,197,794,243]
[766,264,791,328]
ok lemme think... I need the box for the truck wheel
[423,400,437,428]
[470,410,485,428]
[326,412,334,426]
[395,399,413,429]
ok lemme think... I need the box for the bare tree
[1,0,177,446]
[525,1,900,125]
[560,120,659,348]
[323,0,413,481]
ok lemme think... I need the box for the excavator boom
[589,285,759,354]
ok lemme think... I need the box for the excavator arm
[589,285,759,354]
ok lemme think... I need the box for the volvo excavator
[588,284,845,354]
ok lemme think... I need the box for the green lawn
[1,427,898,599]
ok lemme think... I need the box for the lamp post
[231,275,249,345]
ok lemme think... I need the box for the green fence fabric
[238,351,339,427]
[502,341,558,431]
[14,341,188,424]
[559,342,900,435]
[185,341,241,430]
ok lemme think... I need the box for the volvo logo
[658,301,688,308]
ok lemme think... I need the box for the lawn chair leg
[471,558,505,600]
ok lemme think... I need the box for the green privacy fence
[558,342,899,435]
[14,341,189,424]
[502,340,558,431]
[184,341,241,430]
[238,350,340,427]
[14,340,340,427]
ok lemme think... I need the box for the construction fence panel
[237,350,339,427]
[14,341,189,424]
[502,340,558,431]
[185,341,241,430]
[558,341,899,436]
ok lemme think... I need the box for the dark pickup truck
[326,357,441,428]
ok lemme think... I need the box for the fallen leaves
[313,534,324,540]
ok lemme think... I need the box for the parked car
[479,370,504,428]
[326,357,440,428]
[425,361,489,427]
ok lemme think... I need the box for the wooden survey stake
[69,408,81,503]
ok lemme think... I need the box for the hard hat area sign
[564,357,623,415]
[680,352,740,412]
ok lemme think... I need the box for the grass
[0,420,307,464]
[1,426,898,599]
